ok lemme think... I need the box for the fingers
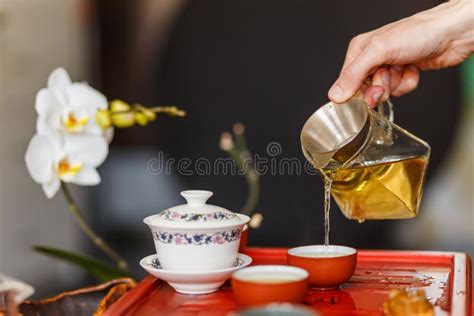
[391,65,420,96]
[363,85,385,108]
[362,64,419,106]
[372,68,391,101]
[363,67,391,108]
[329,38,385,103]
[389,65,403,91]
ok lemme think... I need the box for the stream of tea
[321,172,334,246]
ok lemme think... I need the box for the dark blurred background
[0,0,472,297]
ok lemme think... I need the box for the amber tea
[318,156,428,245]
[331,156,428,221]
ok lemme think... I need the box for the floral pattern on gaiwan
[154,229,241,245]
[158,210,235,222]
[150,256,244,270]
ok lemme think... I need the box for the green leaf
[33,245,130,282]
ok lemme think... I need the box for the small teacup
[232,265,309,306]
[287,245,357,289]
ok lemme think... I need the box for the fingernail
[373,91,383,102]
[329,84,345,101]
[382,71,390,85]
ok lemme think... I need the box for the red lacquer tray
[105,248,472,316]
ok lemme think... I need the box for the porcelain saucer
[140,253,252,294]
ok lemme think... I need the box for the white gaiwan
[143,190,250,271]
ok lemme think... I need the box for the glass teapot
[301,96,430,221]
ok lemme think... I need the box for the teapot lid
[144,190,249,229]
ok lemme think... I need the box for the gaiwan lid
[144,190,249,230]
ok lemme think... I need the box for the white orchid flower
[35,68,109,138]
[25,133,108,198]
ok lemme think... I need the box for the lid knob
[180,190,213,206]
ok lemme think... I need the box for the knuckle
[348,33,368,52]
[349,34,364,46]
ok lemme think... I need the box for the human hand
[328,0,474,107]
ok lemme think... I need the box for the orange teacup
[232,265,309,307]
[287,245,357,290]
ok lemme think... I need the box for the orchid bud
[111,112,135,128]
[110,99,131,112]
[96,109,112,129]
[134,112,148,126]
[142,108,157,121]
[109,100,135,127]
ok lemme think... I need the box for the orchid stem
[60,182,128,270]
[221,124,260,216]
[136,104,186,117]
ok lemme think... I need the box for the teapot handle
[376,98,395,123]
